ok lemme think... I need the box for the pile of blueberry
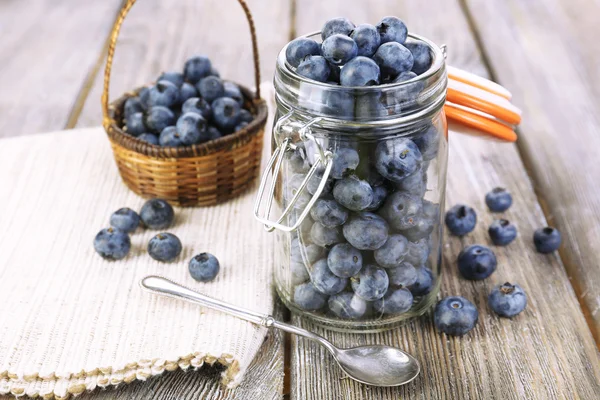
[286,16,430,87]
[122,56,254,147]
[433,187,562,336]
[93,199,220,282]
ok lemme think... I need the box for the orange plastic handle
[444,104,517,142]
[446,88,522,126]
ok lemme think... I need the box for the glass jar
[255,33,448,332]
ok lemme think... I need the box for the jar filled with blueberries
[256,17,448,332]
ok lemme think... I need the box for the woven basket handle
[101,0,262,128]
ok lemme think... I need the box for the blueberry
[327,243,362,278]
[363,168,385,187]
[176,112,208,145]
[375,138,422,182]
[388,262,418,288]
[310,199,348,228]
[223,81,245,106]
[412,124,440,161]
[457,244,497,280]
[380,192,423,231]
[339,56,380,87]
[366,185,388,211]
[291,261,310,285]
[485,187,513,212]
[297,55,331,83]
[306,168,334,195]
[138,133,159,145]
[209,67,220,77]
[405,41,432,75]
[321,17,355,40]
[434,296,478,336]
[148,80,179,108]
[148,232,182,262]
[330,147,359,179]
[390,71,425,109]
[238,109,253,123]
[188,252,220,282]
[395,169,426,196]
[489,282,528,318]
[533,227,562,253]
[445,205,477,236]
[125,112,147,136]
[184,56,212,84]
[286,38,322,67]
[291,238,324,265]
[409,267,433,296]
[322,34,358,66]
[294,282,328,311]
[212,97,241,132]
[140,198,175,229]
[124,97,144,119]
[138,87,150,108]
[93,227,131,260]
[374,287,413,315]
[332,176,373,211]
[310,258,347,295]
[207,126,222,141]
[235,122,249,131]
[197,76,225,103]
[350,24,381,57]
[376,16,408,44]
[285,174,311,210]
[310,222,343,248]
[351,264,389,301]
[110,207,141,233]
[401,214,435,242]
[423,200,440,220]
[158,71,184,87]
[373,42,414,80]
[182,97,212,120]
[286,142,309,173]
[328,292,367,319]
[342,212,389,250]
[159,126,183,147]
[145,106,176,133]
[488,219,517,246]
[405,238,431,267]
[320,90,355,118]
[179,82,198,104]
[374,234,409,268]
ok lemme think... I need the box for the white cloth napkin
[0,97,275,399]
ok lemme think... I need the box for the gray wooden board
[463,0,600,347]
[0,0,123,137]
[290,0,600,399]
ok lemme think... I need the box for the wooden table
[2,0,599,398]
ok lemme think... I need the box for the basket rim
[105,83,267,159]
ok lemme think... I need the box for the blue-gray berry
[110,208,140,233]
[140,198,175,230]
[148,232,182,262]
[94,227,131,260]
[189,253,220,282]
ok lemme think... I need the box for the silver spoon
[140,275,420,387]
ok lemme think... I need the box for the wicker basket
[101,0,267,206]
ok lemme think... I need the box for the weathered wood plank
[73,0,292,127]
[463,0,600,346]
[0,0,123,137]
[290,1,600,399]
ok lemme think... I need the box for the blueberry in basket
[121,56,256,147]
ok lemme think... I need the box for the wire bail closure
[254,112,333,233]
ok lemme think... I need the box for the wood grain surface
[0,0,123,137]
[290,1,600,399]
[73,0,292,127]
[463,0,600,346]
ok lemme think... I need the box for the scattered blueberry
[297,55,331,83]
[376,16,408,44]
[409,267,434,296]
[110,208,140,233]
[350,24,381,57]
[351,264,389,301]
[148,80,179,108]
[380,192,423,231]
[321,17,355,40]
[197,76,225,103]
[322,34,358,66]
[328,292,367,319]
[485,187,513,212]
[144,106,176,133]
[388,262,418,288]
[333,175,374,211]
[374,138,422,182]
[342,212,389,250]
[125,112,146,136]
[373,42,414,80]
[445,204,477,236]
[138,133,159,145]
[212,97,241,132]
[182,97,212,120]
[124,97,144,119]
[340,56,380,87]
[327,243,362,278]
[184,56,212,84]
[404,41,432,75]
[294,282,328,310]
[159,126,183,147]
[366,184,388,211]
[310,222,344,248]
[286,38,322,67]
[434,296,478,336]
[188,252,220,282]
[330,147,360,179]
[223,81,244,106]
[374,287,413,315]
[310,258,347,295]
[488,282,527,318]
[140,198,175,229]
[374,234,409,268]
[533,227,562,253]
[488,219,517,246]
[176,112,208,145]
[158,71,184,87]
[148,232,182,262]
[310,198,348,228]
[93,227,131,260]
[457,244,497,280]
